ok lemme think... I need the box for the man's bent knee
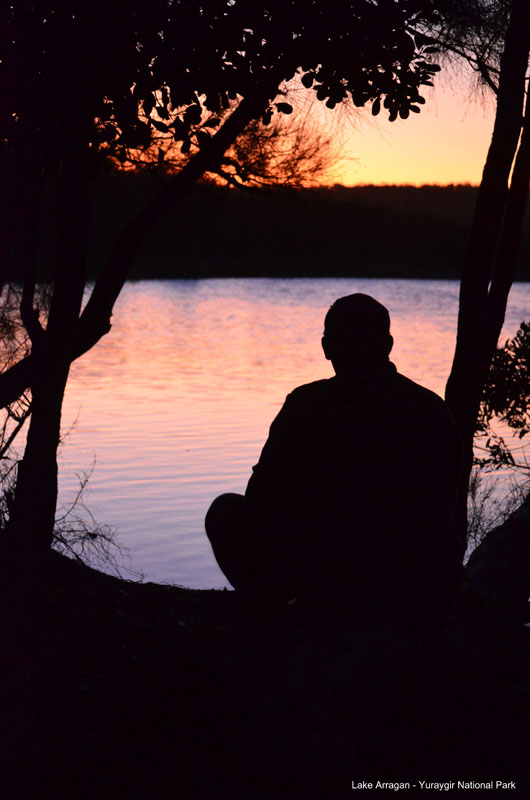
[205,492,248,546]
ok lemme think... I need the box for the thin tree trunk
[12,358,70,547]
[445,0,530,540]
[11,149,90,547]
[485,92,530,352]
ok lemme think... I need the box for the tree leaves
[184,104,202,125]
[170,118,188,140]
[142,94,155,116]
[196,130,210,148]
[151,119,170,133]
[477,321,530,470]
[4,0,446,165]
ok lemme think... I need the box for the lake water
[58,278,530,588]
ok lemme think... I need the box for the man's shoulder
[286,378,334,404]
[287,372,445,406]
[394,372,457,425]
[289,377,333,394]
[394,372,446,406]
[396,372,447,408]
[284,371,455,428]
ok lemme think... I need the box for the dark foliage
[477,321,530,469]
[1,1,442,168]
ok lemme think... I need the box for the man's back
[246,363,463,614]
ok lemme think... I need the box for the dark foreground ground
[1,546,529,799]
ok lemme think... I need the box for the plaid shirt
[246,362,463,608]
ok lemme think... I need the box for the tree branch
[0,77,284,410]
[0,400,31,459]
[0,356,34,410]
[77,80,282,356]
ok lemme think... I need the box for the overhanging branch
[77,79,282,355]
[0,75,283,409]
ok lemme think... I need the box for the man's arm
[245,391,301,513]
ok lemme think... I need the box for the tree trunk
[485,91,530,351]
[12,358,70,548]
[11,148,91,547]
[445,0,530,540]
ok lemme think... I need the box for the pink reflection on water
[59,279,528,587]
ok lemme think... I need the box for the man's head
[322,294,393,372]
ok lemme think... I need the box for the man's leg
[205,493,286,607]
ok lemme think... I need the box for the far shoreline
[123,271,530,283]
[12,182,530,285]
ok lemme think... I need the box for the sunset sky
[320,67,497,186]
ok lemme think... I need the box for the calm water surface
[59,278,530,587]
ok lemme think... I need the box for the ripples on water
[59,278,530,587]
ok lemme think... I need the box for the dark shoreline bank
[3,547,529,798]
[11,181,530,284]
[98,182,530,282]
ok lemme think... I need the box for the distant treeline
[22,170,530,281]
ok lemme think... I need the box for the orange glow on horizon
[321,78,496,188]
[119,68,496,189]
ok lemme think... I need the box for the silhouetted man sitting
[206,294,463,622]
